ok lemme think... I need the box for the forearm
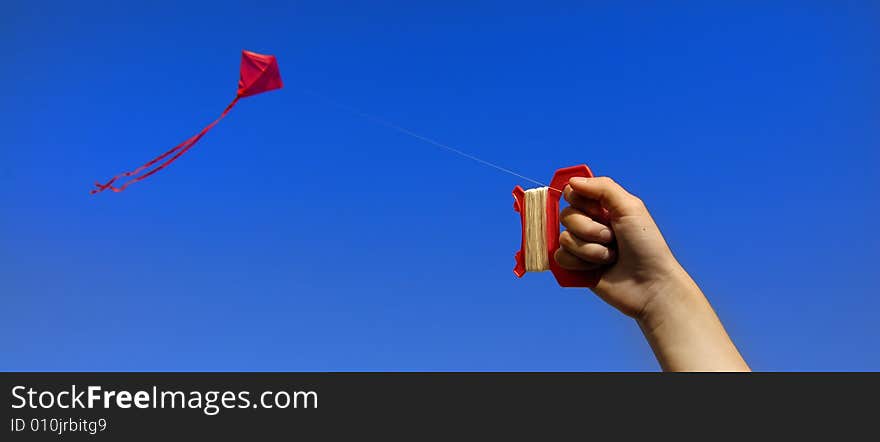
[637,267,750,372]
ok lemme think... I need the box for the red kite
[91,50,283,194]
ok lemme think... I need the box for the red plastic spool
[512,164,601,288]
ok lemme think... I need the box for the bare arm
[555,177,749,372]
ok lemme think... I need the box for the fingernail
[599,228,613,242]
[569,177,588,185]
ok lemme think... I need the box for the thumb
[568,177,646,218]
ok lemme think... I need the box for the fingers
[560,207,614,244]
[556,177,629,272]
[559,230,616,265]
[554,247,601,271]
[563,185,609,222]
[568,176,646,218]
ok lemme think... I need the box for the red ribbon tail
[91,96,241,194]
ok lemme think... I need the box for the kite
[512,164,602,287]
[90,50,283,194]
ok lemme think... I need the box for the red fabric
[238,50,283,97]
[91,50,282,194]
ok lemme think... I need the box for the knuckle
[596,176,615,186]
[559,230,578,249]
[560,206,578,219]
[559,230,571,246]
[627,196,646,212]
[610,191,642,213]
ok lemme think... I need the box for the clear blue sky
[2,1,878,371]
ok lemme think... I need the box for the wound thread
[524,187,550,272]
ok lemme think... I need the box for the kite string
[302,89,562,192]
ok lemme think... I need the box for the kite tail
[90,96,241,194]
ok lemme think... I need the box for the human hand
[555,176,749,371]
[555,177,682,318]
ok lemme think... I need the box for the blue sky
[1,1,877,371]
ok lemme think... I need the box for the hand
[555,176,749,371]
[556,177,681,318]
